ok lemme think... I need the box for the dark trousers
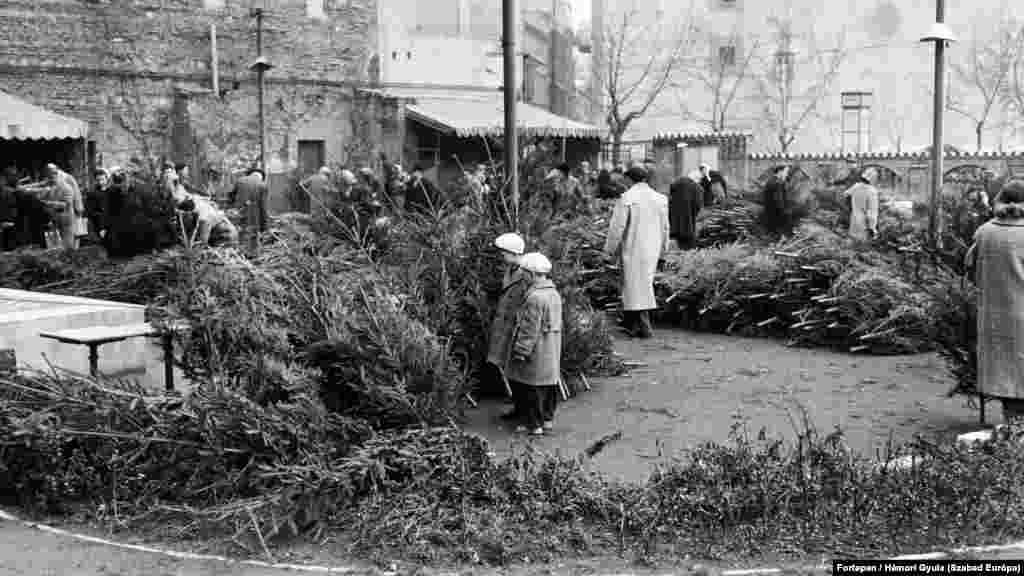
[1001,397,1024,422]
[622,310,653,338]
[512,381,557,429]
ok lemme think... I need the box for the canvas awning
[365,88,602,139]
[0,90,89,140]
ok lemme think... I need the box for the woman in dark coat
[668,175,704,249]
[760,165,792,236]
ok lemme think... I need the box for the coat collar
[525,278,556,293]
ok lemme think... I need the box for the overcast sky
[571,0,590,26]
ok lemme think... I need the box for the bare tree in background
[882,115,906,153]
[757,20,845,154]
[602,1,692,162]
[673,30,761,132]
[996,22,1024,133]
[947,21,1023,152]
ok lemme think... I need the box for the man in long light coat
[603,165,670,339]
[967,180,1024,421]
[844,167,880,240]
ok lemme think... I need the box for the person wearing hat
[604,165,670,338]
[177,193,238,248]
[506,251,562,435]
[669,171,704,250]
[642,157,664,196]
[300,166,337,219]
[404,164,442,213]
[228,167,269,253]
[966,179,1024,422]
[486,232,529,420]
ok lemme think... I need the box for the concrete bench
[40,322,188,391]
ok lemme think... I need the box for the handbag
[73,215,89,237]
[44,227,62,250]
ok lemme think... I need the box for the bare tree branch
[601,0,694,161]
[947,19,1022,151]
[755,21,847,154]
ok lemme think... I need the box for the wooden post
[162,333,175,392]
[88,344,99,377]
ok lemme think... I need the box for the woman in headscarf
[87,168,111,244]
[967,180,1024,422]
[669,171,705,250]
[843,166,880,241]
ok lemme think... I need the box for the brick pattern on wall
[0,0,384,182]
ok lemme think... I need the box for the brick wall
[0,0,395,202]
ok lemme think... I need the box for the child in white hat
[507,252,562,435]
[487,233,528,420]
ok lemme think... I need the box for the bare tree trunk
[976,123,983,153]
[611,128,625,166]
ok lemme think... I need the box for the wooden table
[40,322,187,391]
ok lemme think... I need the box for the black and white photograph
[2,0,1024,574]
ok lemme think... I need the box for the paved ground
[465,330,988,483]
[0,329,1006,574]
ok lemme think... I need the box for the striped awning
[653,130,752,142]
[369,88,602,139]
[0,90,88,140]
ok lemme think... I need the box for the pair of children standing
[486,233,563,436]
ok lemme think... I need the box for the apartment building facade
[377,0,602,124]
[607,0,1024,154]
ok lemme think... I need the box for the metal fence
[600,140,652,167]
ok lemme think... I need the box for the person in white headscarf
[844,166,880,240]
[487,232,529,421]
[506,251,562,435]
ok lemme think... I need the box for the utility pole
[926,0,949,250]
[503,0,519,220]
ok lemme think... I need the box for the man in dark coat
[0,166,19,251]
[668,175,704,250]
[707,169,728,205]
[404,164,442,212]
[228,168,269,252]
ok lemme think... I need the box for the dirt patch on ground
[464,330,987,484]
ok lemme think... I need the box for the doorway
[298,140,325,178]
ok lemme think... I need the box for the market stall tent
[0,89,89,182]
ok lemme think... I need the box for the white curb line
[3,507,1024,575]
[0,509,392,574]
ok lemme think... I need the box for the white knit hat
[518,252,552,274]
[493,232,525,255]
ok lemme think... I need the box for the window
[718,45,736,67]
[202,0,225,9]
[307,0,325,19]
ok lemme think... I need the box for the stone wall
[0,0,399,203]
[748,152,1024,202]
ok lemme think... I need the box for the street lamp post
[920,0,956,249]
[503,0,519,223]
[249,8,273,173]
[249,8,273,257]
